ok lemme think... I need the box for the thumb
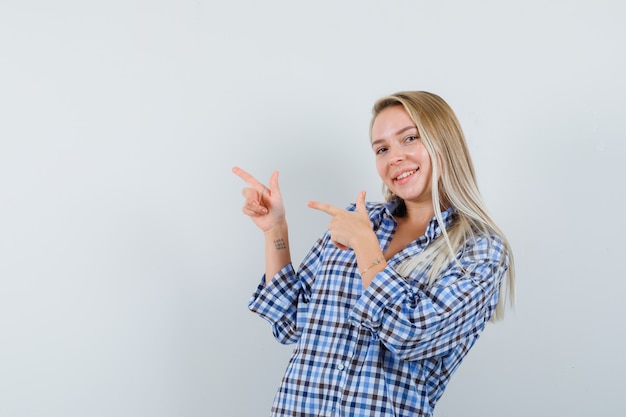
[356,190,367,212]
[268,171,281,197]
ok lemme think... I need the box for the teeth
[396,170,415,180]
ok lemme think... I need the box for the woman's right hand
[232,166,286,232]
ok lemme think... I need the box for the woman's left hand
[307,191,374,250]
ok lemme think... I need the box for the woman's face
[371,106,433,206]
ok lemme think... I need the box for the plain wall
[1,1,625,416]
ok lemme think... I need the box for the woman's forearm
[352,233,386,289]
[263,220,292,284]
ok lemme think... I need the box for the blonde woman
[233,91,514,417]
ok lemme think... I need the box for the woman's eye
[405,135,418,143]
[375,147,387,155]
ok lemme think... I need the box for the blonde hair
[370,91,515,321]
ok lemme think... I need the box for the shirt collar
[425,206,456,240]
[382,198,457,240]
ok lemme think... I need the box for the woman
[233,91,515,417]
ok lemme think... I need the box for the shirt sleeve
[349,233,509,362]
[247,235,326,345]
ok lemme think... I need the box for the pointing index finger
[307,200,340,216]
[232,166,266,192]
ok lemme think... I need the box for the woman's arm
[263,220,291,284]
[350,234,509,361]
[307,190,387,289]
[233,167,292,282]
[234,166,322,344]
[248,234,325,344]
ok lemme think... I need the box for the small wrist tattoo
[274,238,287,250]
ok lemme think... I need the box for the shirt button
[337,364,345,371]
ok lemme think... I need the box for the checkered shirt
[249,200,509,417]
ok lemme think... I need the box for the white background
[1,1,625,416]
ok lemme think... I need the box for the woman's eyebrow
[371,125,417,147]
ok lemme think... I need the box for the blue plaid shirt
[249,200,509,417]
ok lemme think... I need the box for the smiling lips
[394,169,417,182]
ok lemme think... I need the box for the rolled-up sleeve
[248,236,325,345]
[248,263,304,344]
[349,234,509,361]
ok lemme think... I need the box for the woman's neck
[402,200,435,226]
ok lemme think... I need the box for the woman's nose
[388,148,405,165]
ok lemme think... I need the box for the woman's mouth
[394,169,417,183]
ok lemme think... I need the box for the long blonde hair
[370,91,515,320]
